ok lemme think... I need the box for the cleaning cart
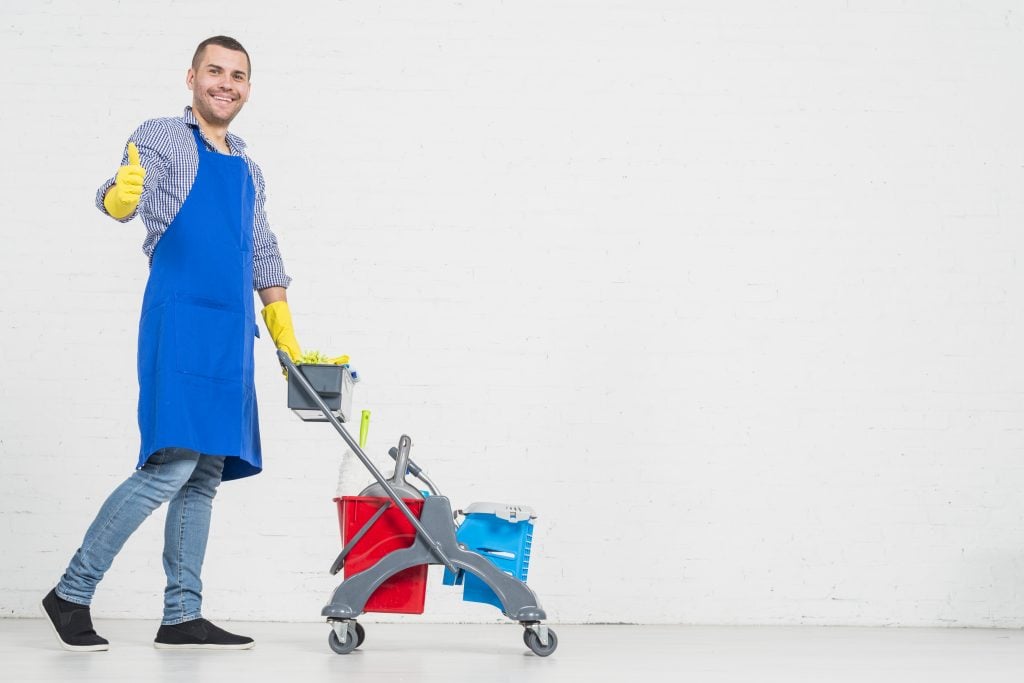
[281,352,558,657]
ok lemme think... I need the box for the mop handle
[359,410,370,449]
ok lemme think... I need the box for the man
[42,36,338,651]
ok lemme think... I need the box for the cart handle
[277,350,456,573]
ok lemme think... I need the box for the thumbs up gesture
[103,142,147,219]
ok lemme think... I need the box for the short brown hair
[192,36,251,77]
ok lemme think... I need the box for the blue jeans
[56,448,225,625]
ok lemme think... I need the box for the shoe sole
[154,641,255,650]
[38,601,109,652]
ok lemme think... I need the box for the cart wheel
[354,622,366,648]
[524,627,558,657]
[328,623,360,655]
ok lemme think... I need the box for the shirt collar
[183,106,247,153]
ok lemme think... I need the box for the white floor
[6,618,1024,682]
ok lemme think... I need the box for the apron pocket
[138,303,168,378]
[174,295,244,381]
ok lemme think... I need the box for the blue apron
[136,126,262,481]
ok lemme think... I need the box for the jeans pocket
[174,296,243,381]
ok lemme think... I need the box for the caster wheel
[524,627,558,657]
[328,622,360,655]
[354,622,366,648]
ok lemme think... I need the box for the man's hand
[261,300,302,376]
[103,142,146,219]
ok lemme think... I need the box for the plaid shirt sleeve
[248,159,292,290]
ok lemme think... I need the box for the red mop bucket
[335,496,428,614]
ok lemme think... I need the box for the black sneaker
[154,618,254,650]
[40,588,109,652]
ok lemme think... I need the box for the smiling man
[41,36,312,652]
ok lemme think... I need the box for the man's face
[186,45,251,127]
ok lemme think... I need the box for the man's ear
[185,69,195,92]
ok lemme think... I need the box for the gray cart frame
[280,352,557,656]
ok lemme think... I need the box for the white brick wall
[1,0,1022,626]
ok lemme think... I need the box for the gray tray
[288,363,353,422]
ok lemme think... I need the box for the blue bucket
[442,503,536,610]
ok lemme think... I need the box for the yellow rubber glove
[261,301,302,372]
[103,142,146,219]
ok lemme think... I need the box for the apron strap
[190,126,206,154]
